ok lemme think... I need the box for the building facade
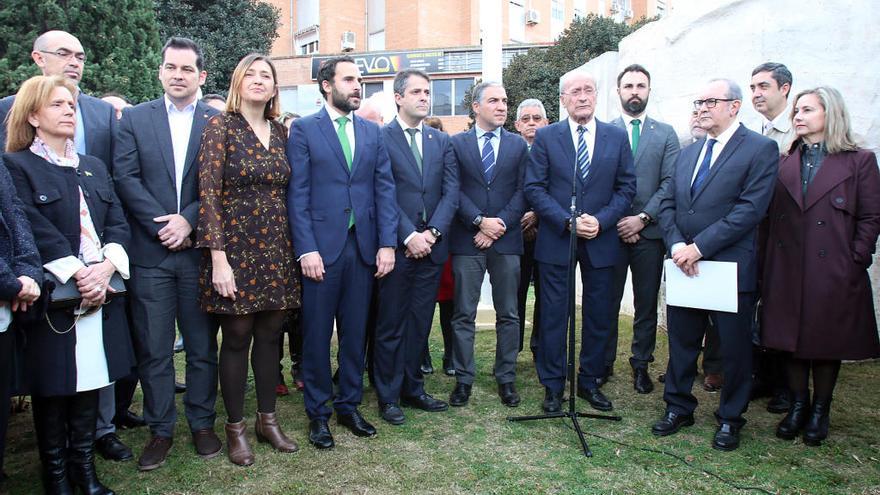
[269,0,670,132]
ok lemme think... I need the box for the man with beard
[286,56,398,448]
[604,65,680,394]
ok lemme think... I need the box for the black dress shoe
[651,411,695,436]
[379,403,405,425]
[712,423,741,451]
[633,367,654,394]
[597,364,614,386]
[498,383,521,407]
[542,388,563,413]
[114,409,146,430]
[577,387,613,411]
[449,383,472,407]
[95,433,133,462]
[420,356,434,375]
[337,409,377,437]
[767,390,791,414]
[175,382,186,394]
[401,393,448,412]
[308,419,335,449]
[802,400,831,447]
[776,398,810,440]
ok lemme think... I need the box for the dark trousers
[606,237,665,369]
[664,293,755,426]
[451,251,520,385]
[129,251,219,437]
[278,309,303,380]
[0,328,12,472]
[301,231,373,420]
[702,319,722,374]
[373,251,443,404]
[517,239,541,354]
[536,245,615,393]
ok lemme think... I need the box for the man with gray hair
[447,81,529,408]
[525,70,636,413]
[652,78,778,451]
[513,98,548,359]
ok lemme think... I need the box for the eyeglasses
[563,87,597,98]
[39,49,86,63]
[518,114,544,122]
[693,98,736,110]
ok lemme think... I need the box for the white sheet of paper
[664,259,738,313]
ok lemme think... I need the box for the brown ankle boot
[225,420,255,466]
[255,412,298,453]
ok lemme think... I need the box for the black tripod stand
[508,166,621,457]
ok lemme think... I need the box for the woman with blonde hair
[4,75,133,494]
[196,53,300,465]
[760,86,880,446]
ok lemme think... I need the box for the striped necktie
[481,133,496,182]
[576,125,591,182]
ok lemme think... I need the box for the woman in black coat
[4,75,133,495]
[0,155,42,483]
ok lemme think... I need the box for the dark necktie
[576,125,591,182]
[481,133,495,182]
[406,128,422,173]
[691,138,718,196]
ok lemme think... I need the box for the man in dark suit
[287,56,398,448]
[448,82,528,409]
[513,98,548,360]
[0,30,131,462]
[373,69,459,425]
[605,64,680,394]
[525,70,636,414]
[113,37,221,470]
[651,79,778,451]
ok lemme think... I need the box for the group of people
[0,28,877,495]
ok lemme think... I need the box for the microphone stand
[508,153,621,457]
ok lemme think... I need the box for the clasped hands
[405,231,437,259]
[473,217,505,250]
[155,214,192,251]
[73,259,117,308]
[11,275,40,312]
[672,243,702,277]
[568,214,600,239]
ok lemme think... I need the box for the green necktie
[631,118,641,156]
[336,116,355,228]
[336,116,353,169]
[405,128,422,173]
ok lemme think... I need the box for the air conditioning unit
[341,31,356,51]
[525,9,540,25]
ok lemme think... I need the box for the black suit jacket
[657,123,779,292]
[382,119,459,264]
[449,128,528,256]
[113,97,219,268]
[0,157,41,300]
[0,94,115,170]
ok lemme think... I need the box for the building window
[573,0,587,19]
[300,41,319,55]
[551,0,565,38]
[431,78,474,117]
[367,0,386,51]
[363,82,384,98]
[509,1,525,43]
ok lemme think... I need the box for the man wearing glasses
[524,71,636,414]
[513,99,548,360]
[652,79,778,451]
[0,30,128,462]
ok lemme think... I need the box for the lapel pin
[428,134,433,139]
[84,170,93,177]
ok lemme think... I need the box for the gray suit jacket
[0,93,115,170]
[611,115,679,239]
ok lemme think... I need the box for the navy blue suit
[657,123,778,426]
[287,107,398,420]
[448,127,528,386]
[373,119,459,404]
[524,118,636,393]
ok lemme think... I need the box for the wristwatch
[473,215,484,226]
[428,227,442,243]
[638,212,652,225]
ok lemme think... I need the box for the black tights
[218,310,286,423]
[786,358,841,403]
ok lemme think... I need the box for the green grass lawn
[4,300,880,494]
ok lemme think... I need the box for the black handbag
[43,270,126,309]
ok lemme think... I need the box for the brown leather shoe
[255,412,298,453]
[137,435,173,471]
[191,428,222,459]
[703,373,723,392]
[225,420,255,466]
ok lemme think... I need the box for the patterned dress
[196,112,300,315]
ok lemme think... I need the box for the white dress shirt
[474,123,501,160]
[165,95,196,212]
[622,112,647,148]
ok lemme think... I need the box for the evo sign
[311,51,445,79]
